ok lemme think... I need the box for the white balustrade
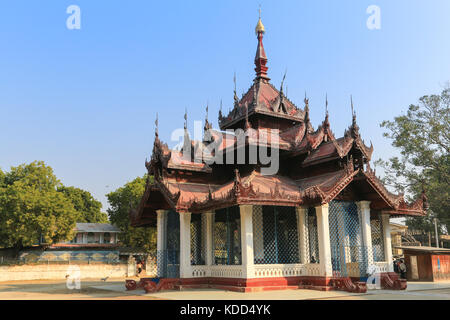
[191,265,244,278]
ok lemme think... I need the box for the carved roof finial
[276,70,288,113]
[280,69,287,93]
[304,91,309,109]
[233,72,239,105]
[184,108,188,130]
[304,91,310,119]
[325,93,329,117]
[244,102,252,130]
[350,95,360,137]
[351,95,356,123]
[155,113,159,137]
[204,102,212,131]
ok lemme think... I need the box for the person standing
[399,259,407,279]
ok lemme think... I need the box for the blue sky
[1,1,449,210]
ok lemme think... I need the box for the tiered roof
[131,16,427,227]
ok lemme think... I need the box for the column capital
[156,209,168,218]
[295,206,308,213]
[357,201,371,210]
[316,203,329,209]
[239,205,253,214]
[315,203,329,212]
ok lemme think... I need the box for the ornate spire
[254,8,269,81]
[184,108,188,130]
[255,6,265,34]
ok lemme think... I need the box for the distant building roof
[395,246,450,254]
[75,223,121,233]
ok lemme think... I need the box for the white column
[100,233,104,244]
[296,207,309,264]
[357,201,374,267]
[381,214,394,272]
[179,212,192,278]
[240,205,254,279]
[205,212,214,267]
[315,204,333,277]
[156,210,167,277]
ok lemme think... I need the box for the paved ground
[0,278,449,300]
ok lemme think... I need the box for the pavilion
[129,14,428,292]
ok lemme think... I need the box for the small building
[19,223,123,264]
[60,223,121,247]
[398,246,450,282]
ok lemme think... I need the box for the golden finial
[255,5,265,34]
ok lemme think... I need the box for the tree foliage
[0,161,78,249]
[376,87,449,233]
[107,175,156,252]
[57,186,108,223]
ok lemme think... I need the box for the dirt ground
[0,278,162,300]
[0,278,449,300]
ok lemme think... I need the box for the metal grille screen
[370,213,385,262]
[253,206,299,264]
[328,201,370,279]
[159,210,180,278]
[306,207,320,263]
[190,213,206,265]
[213,206,241,265]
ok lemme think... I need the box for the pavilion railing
[253,263,320,278]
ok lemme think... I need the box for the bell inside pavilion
[129,14,428,293]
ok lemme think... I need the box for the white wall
[0,263,129,282]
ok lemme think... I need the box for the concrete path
[90,280,450,300]
[1,279,449,300]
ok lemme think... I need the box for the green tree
[58,186,108,223]
[376,87,449,234]
[0,161,78,249]
[107,175,156,252]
